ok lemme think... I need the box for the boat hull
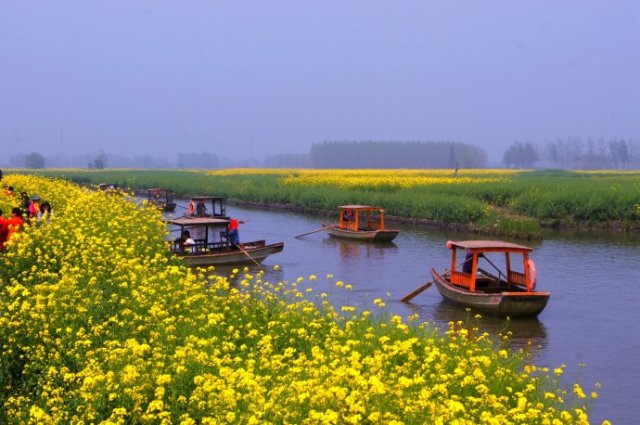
[176,242,284,266]
[161,202,177,212]
[326,226,399,242]
[431,270,550,318]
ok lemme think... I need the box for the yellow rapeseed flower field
[0,175,600,424]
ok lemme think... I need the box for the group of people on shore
[0,182,53,251]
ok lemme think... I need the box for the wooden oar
[294,225,328,239]
[400,279,435,303]
[233,243,262,267]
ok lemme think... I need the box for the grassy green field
[12,168,640,239]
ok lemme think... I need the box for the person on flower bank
[39,201,53,222]
[2,185,15,197]
[20,192,30,210]
[0,207,24,250]
[27,194,41,219]
[0,209,7,251]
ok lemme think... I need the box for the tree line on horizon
[6,137,640,170]
[309,141,487,169]
[503,137,640,169]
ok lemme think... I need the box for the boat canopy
[447,240,532,253]
[167,217,229,226]
[338,205,384,211]
[446,240,536,292]
[338,205,386,231]
[187,196,227,217]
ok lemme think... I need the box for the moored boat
[98,183,121,193]
[430,240,550,318]
[325,205,399,242]
[167,217,283,266]
[146,188,177,212]
[184,196,227,218]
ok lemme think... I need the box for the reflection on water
[427,300,548,352]
[324,237,398,259]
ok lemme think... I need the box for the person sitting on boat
[228,218,240,246]
[462,249,473,274]
[342,209,354,222]
[176,230,196,252]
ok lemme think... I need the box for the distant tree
[176,152,219,169]
[610,139,630,169]
[503,141,538,168]
[264,153,311,168]
[89,151,107,169]
[24,152,46,169]
[310,141,487,169]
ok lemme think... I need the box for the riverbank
[11,168,640,239]
[230,198,639,239]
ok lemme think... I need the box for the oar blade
[294,226,328,239]
[400,281,433,303]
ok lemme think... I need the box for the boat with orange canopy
[430,240,550,317]
[325,205,399,242]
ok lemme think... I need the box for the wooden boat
[430,240,550,318]
[184,196,227,218]
[98,183,121,192]
[167,217,283,266]
[146,188,177,212]
[325,205,399,242]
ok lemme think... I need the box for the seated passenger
[462,250,474,274]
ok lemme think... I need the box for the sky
[1,1,639,164]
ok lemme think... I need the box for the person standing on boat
[228,218,240,245]
[196,200,207,216]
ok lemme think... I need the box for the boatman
[228,218,240,245]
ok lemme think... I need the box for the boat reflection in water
[405,300,549,353]
[324,237,398,259]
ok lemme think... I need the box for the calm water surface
[168,202,640,424]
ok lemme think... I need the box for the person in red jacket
[228,218,240,245]
[0,208,7,251]
[3,208,24,247]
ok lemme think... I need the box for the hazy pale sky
[1,1,638,162]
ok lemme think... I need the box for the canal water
[167,201,640,424]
